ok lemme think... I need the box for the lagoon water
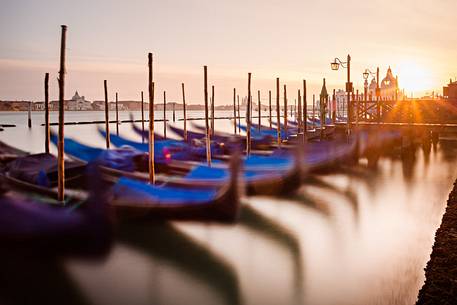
[1,110,456,305]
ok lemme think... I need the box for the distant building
[50,101,59,111]
[187,104,205,111]
[368,78,377,97]
[71,91,92,110]
[50,100,75,111]
[443,79,457,102]
[380,67,398,99]
[335,89,347,104]
[0,101,31,111]
[366,67,402,99]
[120,100,143,111]
[92,100,105,110]
[34,102,45,111]
[154,102,182,111]
[47,91,92,111]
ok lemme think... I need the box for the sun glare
[396,61,433,95]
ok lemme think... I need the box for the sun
[395,61,433,95]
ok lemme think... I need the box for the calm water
[1,111,456,305]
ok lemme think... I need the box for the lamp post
[363,68,376,121]
[331,54,352,134]
[376,67,380,123]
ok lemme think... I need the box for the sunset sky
[1,0,455,104]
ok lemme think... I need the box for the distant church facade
[71,91,92,110]
[49,91,92,111]
[368,67,400,100]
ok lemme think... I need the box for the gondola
[100,127,230,162]
[1,152,88,202]
[168,123,274,150]
[131,120,166,141]
[132,120,229,144]
[0,141,28,165]
[269,121,333,140]
[99,128,299,173]
[79,127,367,193]
[109,154,242,222]
[104,126,357,175]
[133,121,274,151]
[56,132,304,196]
[0,139,242,222]
[0,166,113,257]
[108,124,361,172]
[237,123,292,140]
[308,117,336,137]
[132,121,211,143]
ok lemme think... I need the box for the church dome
[72,91,81,100]
[381,67,397,89]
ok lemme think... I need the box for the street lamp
[330,58,349,70]
[362,69,376,120]
[362,69,376,81]
[331,54,352,133]
[363,68,376,86]
[331,61,340,71]
[363,67,381,122]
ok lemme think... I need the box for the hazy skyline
[1,0,455,103]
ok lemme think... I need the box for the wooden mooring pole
[163,91,167,139]
[211,85,215,136]
[284,84,288,139]
[237,95,241,134]
[172,102,176,122]
[141,91,145,143]
[233,88,237,134]
[27,102,32,128]
[258,90,261,131]
[297,89,302,136]
[276,78,281,146]
[356,89,359,127]
[269,90,272,129]
[293,100,296,122]
[115,92,119,135]
[376,67,381,124]
[182,83,187,141]
[204,66,211,166]
[57,25,67,202]
[44,73,50,153]
[104,80,110,148]
[148,53,155,184]
[246,73,252,155]
[209,97,212,132]
[312,94,315,129]
[303,80,307,142]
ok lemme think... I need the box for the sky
[1,0,456,104]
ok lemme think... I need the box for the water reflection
[0,254,88,305]
[239,204,304,304]
[401,145,417,184]
[118,221,240,305]
[438,138,457,162]
[3,112,457,305]
[303,175,359,220]
[287,190,332,217]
